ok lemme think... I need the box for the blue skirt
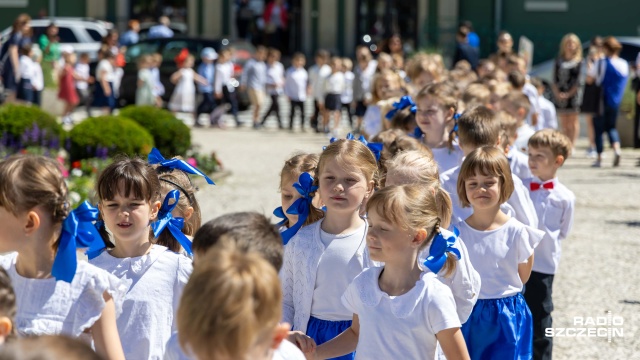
[93,81,115,109]
[306,316,354,360]
[461,293,533,360]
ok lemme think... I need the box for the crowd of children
[0,33,583,360]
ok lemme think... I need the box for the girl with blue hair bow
[0,155,126,360]
[313,184,469,360]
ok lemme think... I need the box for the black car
[118,37,252,110]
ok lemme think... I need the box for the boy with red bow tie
[523,129,575,360]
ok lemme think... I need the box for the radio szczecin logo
[545,311,623,342]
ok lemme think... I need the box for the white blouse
[90,245,192,360]
[0,253,127,338]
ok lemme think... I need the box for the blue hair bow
[328,133,383,162]
[54,201,104,283]
[148,148,215,185]
[151,190,193,255]
[273,172,318,245]
[450,113,461,136]
[423,227,462,274]
[385,96,416,120]
[412,126,424,139]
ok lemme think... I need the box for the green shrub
[0,104,66,148]
[69,116,154,160]
[620,78,636,120]
[118,106,191,156]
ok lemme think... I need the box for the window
[87,29,103,42]
[125,41,160,63]
[57,27,78,43]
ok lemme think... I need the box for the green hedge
[69,116,154,160]
[0,104,66,148]
[118,106,191,156]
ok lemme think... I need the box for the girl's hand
[104,85,112,97]
[288,331,316,354]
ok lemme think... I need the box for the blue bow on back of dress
[385,95,417,120]
[273,172,318,245]
[423,227,462,274]
[151,190,193,255]
[54,201,104,283]
[327,133,383,162]
[147,148,215,185]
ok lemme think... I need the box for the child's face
[376,75,400,100]
[0,206,26,253]
[315,56,324,66]
[415,96,451,138]
[413,72,434,92]
[464,172,502,210]
[99,189,160,245]
[528,146,562,181]
[366,207,422,263]
[294,57,305,68]
[318,159,373,215]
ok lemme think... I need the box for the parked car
[118,37,254,110]
[530,37,640,100]
[1,18,112,61]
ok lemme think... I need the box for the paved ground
[57,91,640,358]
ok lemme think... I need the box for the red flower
[19,149,27,154]
[72,161,81,169]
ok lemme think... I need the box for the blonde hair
[279,153,323,226]
[178,247,281,360]
[385,151,452,229]
[317,139,379,188]
[0,335,103,360]
[462,83,491,109]
[457,146,514,208]
[366,184,457,276]
[370,129,406,187]
[406,54,444,83]
[559,33,583,62]
[155,164,202,252]
[528,129,572,161]
[388,135,433,159]
[342,57,353,72]
[497,110,518,150]
[456,106,501,148]
[371,69,403,103]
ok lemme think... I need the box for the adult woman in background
[1,14,31,102]
[589,37,628,167]
[38,22,60,88]
[552,33,583,149]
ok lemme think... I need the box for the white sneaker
[586,147,597,158]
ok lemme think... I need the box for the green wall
[459,0,640,64]
[0,0,87,31]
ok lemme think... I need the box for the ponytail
[431,185,457,278]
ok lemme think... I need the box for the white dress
[341,267,461,360]
[169,68,196,112]
[89,245,193,360]
[0,253,127,339]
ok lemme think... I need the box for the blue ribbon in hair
[385,96,416,119]
[53,201,104,283]
[273,172,318,245]
[148,148,215,185]
[450,113,461,136]
[412,126,424,139]
[328,133,383,162]
[151,190,193,255]
[423,227,462,274]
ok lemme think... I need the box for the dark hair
[96,156,161,249]
[315,49,330,60]
[0,335,103,360]
[590,36,603,47]
[19,43,32,57]
[192,212,284,270]
[389,107,417,133]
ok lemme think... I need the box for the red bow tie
[530,182,554,191]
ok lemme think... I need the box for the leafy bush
[118,106,191,156]
[0,104,66,149]
[69,116,154,160]
[620,78,636,120]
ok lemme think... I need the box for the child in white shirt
[523,129,575,360]
[308,50,331,132]
[261,48,285,128]
[74,52,92,116]
[280,139,378,360]
[455,146,544,359]
[17,44,35,104]
[214,48,240,126]
[89,157,192,360]
[341,58,355,130]
[531,77,558,130]
[501,91,536,152]
[284,53,308,130]
[0,156,126,360]
[440,107,538,227]
[323,57,346,137]
[31,47,44,107]
[314,184,469,360]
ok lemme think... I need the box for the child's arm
[280,242,296,326]
[518,253,534,284]
[91,292,125,360]
[194,71,209,86]
[559,196,575,241]
[437,327,470,360]
[170,69,183,84]
[314,314,360,359]
[99,70,111,96]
